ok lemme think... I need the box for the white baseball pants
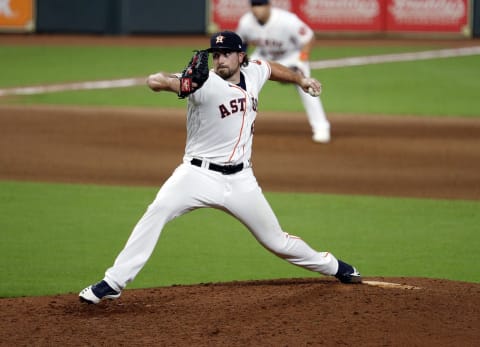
[104,162,338,291]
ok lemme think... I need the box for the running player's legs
[105,164,224,290]
[293,62,330,135]
[296,85,330,132]
[223,169,338,275]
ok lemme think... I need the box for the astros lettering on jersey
[183,60,268,164]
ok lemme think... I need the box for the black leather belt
[190,158,244,175]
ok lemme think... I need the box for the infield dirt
[1,35,479,346]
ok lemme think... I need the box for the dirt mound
[1,277,479,346]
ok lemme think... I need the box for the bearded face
[212,51,245,81]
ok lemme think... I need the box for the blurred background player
[237,0,331,143]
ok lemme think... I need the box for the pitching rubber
[363,280,422,290]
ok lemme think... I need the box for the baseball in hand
[308,86,320,97]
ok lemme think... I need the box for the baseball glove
[178,50,209,98]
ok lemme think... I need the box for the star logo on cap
[215,35,225,44]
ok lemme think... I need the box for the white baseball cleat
[312,128,331,143]
[79,280,121,304]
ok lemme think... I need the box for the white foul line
[310,46,480,69]
[0,77,146,97]
[0,46,479,97]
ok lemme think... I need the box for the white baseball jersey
[236,7,314,68]
[184,59,271,165]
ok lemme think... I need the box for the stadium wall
[474,0,480,37]
[35,0,207,34]
[0,0,478,38]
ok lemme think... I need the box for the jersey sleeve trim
[265,60,272,80]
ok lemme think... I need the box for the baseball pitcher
[79,31,361,304]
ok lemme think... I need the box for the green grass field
[1,44,479,116]
[1,181,478,297]
[1,42,479,297]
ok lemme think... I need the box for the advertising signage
[210,0,470,36]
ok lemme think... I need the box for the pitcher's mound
[1,277,478,346]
